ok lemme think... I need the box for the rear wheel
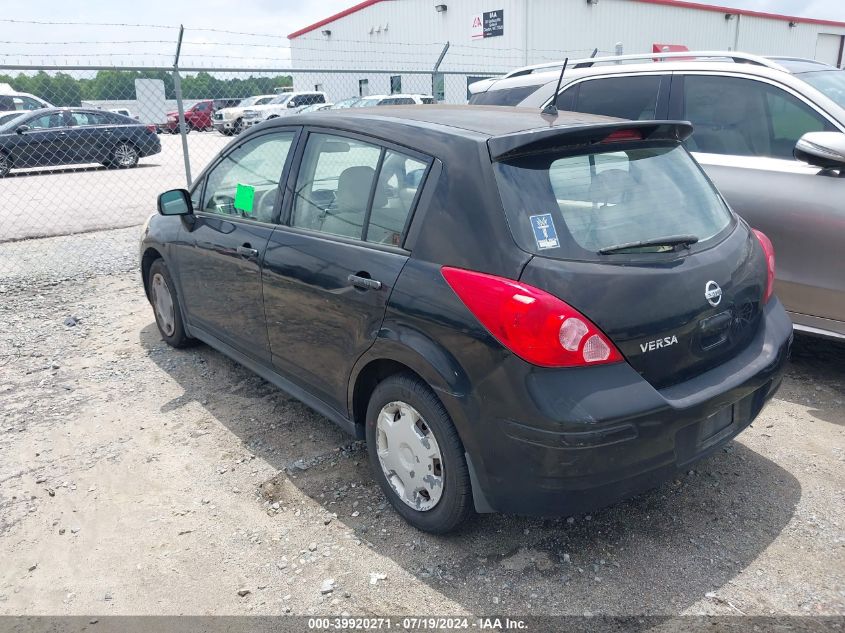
[365,374,473,533]
[148,259,193,348]
[111,142,139,168]
[0,151,10,177]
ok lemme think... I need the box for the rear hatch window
[494,144,732,260]
[495,141,766,389]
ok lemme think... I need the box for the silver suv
[471,51,845,340]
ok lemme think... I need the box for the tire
[365,373,473,533]
[0,151,10,178]
[148,259,193,348]
[233,118,243,135]
[111,142,139,169]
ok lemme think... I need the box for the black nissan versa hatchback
[140,105,792,533]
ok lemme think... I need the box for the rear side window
[291,133,428,245]
[469,84,543,106]
[494,144,732,260]
[561,76,661,120]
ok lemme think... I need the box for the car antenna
[541,58,568,116]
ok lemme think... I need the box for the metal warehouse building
[288,0,845,103]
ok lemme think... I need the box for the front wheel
[365,374,473,533]
[148,259,193,348]
[0,152,10,177]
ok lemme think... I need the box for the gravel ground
[0,237,843,620]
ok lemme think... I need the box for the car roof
[279,104,622,138]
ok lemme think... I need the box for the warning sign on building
[471,10,504,40]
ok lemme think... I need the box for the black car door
[262,129,431,413]
[65,111,111,163]
[12,111,72,168]
[172,128,300,363]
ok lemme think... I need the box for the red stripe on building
[287,0,845,40]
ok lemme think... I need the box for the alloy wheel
[114,143,138,167]
[150,272,175,337]
[376,401,444,511]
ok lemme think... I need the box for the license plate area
[675,404,736,466]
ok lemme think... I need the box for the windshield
[0,111,26,130]
[237,97,259,107]
[798,70,845,110]
[270,94,292,105]
[354,98,381,107]
[494,144,733,260]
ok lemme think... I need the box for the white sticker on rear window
[529,213,560,250]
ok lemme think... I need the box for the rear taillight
[752,229,775,304]
[145,124,157,133]
[441,267,623,368]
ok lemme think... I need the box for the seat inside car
[321,165,384,238]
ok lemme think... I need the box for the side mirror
[794,131,845,170]
[157,189,193,216]
[287,101,297,108]
[16,125,29,134]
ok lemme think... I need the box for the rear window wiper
[598,234,699,255]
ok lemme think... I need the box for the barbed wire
[0,18,177,29]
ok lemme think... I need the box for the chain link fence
[0,63,501,282]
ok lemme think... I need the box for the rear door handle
[348,274,382,291]
[237,245,259,258]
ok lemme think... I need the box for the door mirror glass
[16,125,29,134]
[794,131,845,170]
[158,189,193,216]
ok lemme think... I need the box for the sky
[0,0,843,67]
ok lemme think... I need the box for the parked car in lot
[330,97,361,109]
[298,103,333,113]
[212,95,275,135]
[352,94,436,107]
[141,106,790,532]
[240,91,327,129]
[470,51,845,340]
[0,107,160,177]
[108,107,139,120]
[161,99,215,133]
[0,88,53,117]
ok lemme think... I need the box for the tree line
[0,70,294,106]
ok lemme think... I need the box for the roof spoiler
[488,120,694,162]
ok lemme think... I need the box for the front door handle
[348,274,382,291]
[237,244,259,258]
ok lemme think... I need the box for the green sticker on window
[234,183,255,214]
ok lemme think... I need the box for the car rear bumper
[446,298,793,516]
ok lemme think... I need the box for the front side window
[494,143,732,260]
[18,96,44,111]
[682,75,835,160]
[201,131,295,223]
[565,75,662,120]
[291,133,427,245]
[28,112,66,129]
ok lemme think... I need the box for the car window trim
[279,125,434,250]
[360,148,387,242]
[191,126,303,223]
